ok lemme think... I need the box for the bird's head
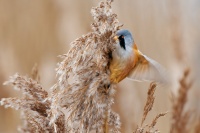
[113,29,134,50]
[112,29,135,58]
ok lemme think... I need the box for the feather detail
[109,43,138,83]
[127,47,168,83]
[110,56,135,83]
[109,43,168,84]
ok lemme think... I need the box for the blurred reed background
[0,0,200,132]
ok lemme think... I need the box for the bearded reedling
[110,29,168,84]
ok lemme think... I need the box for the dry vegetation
[1,0,121,132]
[134,83,168,133]
[170,69,194,133]
[0,0,200,133]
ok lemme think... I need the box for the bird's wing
[127,51,168,83]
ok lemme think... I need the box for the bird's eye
[118,35,126,50]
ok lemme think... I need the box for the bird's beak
[113,36,118,41]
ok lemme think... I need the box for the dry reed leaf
[170,68,193,133]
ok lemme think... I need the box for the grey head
[115,29,134,50]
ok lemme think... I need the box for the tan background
[0,0,200,132]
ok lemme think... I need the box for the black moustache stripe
[119,35,126,50]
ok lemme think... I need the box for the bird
[109,29,168,84]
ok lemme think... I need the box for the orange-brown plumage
[110,43,145,83]
[110,29,167,84]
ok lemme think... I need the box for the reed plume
[55,0,122,132]
[170,68,193,133]
[1,0,122,132]
[194,119,200,133]
[134,83,167,133]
